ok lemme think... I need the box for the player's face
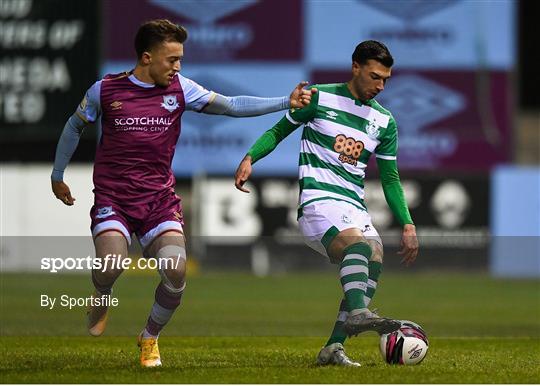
[148,41,183,87]
[350,59,391,102]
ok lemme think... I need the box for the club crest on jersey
[96,206,115,219]
[341,214,352,224]
[366,121,380,139]
[161,95,180,112]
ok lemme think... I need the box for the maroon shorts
[90,190,183,249]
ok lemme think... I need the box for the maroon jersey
[94,72,185,205]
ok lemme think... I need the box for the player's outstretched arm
[202,82,317,117]
[234,114,301,192]
[51,113,87,206]
[290,81,318,109]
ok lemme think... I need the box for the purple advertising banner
[312,70,512,171]
[103,0,302,62]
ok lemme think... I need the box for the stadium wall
[1,165,491,273]
[490,165,540,277]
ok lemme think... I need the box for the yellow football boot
[137,333,162,368]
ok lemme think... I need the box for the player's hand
[52,180,76,206]
[289,81,317,109]
[398,224,418,267]
[234,155,253,193]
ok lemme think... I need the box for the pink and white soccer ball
[379,320,429,365]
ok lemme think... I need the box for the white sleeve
[76,80,102,123]
[179,74,214,112]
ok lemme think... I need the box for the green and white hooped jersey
[287,83,397,212]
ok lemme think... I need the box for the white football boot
[316,343,361,367]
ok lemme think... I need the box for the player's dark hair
[135,19,188,59]
[352,40,393,67]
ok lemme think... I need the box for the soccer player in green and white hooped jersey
[235,41,419,367]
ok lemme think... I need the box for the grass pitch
[1,271,539,383]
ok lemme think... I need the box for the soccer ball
[379,320,429,365]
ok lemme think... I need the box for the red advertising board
[312,70,512,171]
[103,0,302,62]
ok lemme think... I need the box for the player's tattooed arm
[398,224,418,267]
[234,155,253,193]
[377,157,418,266]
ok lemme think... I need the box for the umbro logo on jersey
[326,110,338,120]
[110,101,122,110]
[161,95,180,112]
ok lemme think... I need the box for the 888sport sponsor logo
[333,134,364,166]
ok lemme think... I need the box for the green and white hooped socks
[339,242,372,315]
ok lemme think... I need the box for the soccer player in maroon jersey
[51,19,314,368]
